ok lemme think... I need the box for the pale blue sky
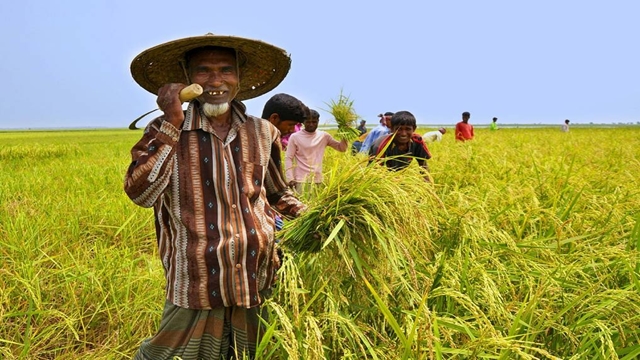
[1,0,638,129]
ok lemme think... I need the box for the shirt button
[236,264,241,269]
[235,234,240,238]
[232,204,237,209]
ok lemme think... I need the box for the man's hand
[157,83,187,128]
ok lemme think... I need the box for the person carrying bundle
[285,109,348,194]
[368,111,432,182]
[124,33,307,360]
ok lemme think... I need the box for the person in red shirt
[455,111,474,141]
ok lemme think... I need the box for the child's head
[390,111,417,146]
[379,111,394,127]
[304,109,320,133]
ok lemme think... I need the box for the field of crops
[1,126,639,359]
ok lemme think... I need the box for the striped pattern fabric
[134,300,266,360]
[124,100,305,309]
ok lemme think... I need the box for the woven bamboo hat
[130,33,291,101]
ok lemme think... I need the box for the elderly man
[125,33,306,360]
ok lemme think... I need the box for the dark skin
[155,48,322,249]
[157,48,239,139]
[392,124,414,151]
[287,116,346,188]
[383,115,392,128]
[287,117,319,188]
[267,114,299,136]
[303,117,319,133]
[391,124,431,182]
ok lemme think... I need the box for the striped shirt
[124,100,305,309]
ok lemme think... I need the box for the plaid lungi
[134,300,267,360]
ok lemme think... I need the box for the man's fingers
[157,84,186,110]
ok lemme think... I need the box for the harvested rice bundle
[281,162,384,253]
[280,154,439,277]
[327,90,361,142]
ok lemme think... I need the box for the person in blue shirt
[358,111,393,154]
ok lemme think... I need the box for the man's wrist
[164,113,185,128]
[159,120,181,143]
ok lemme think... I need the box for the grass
[0,126,639,359]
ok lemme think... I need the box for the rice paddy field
[1,126,639,359]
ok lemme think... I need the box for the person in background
[285,109,347,194]
[125,33,307,360]
[281,123,302,150]
[562,119,570,132]
[369,111,432,182]
[455,111,474,141]
[261,93,308,146]
[356,119,367,135]
[359,112,393,154]
[351,131,369,154]
[490,117,499,131]
[422,127,446,143]
[351,119,370,153]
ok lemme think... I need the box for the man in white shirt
[422,127,446,143]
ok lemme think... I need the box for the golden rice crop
[0,144,81,160]
[1,126,640,359]
[280,154,437,257]
[325,90,361,142]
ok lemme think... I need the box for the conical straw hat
[130,33,291,100]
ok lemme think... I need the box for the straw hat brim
[130,34,291,101]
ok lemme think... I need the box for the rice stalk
[325,90,361,142]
